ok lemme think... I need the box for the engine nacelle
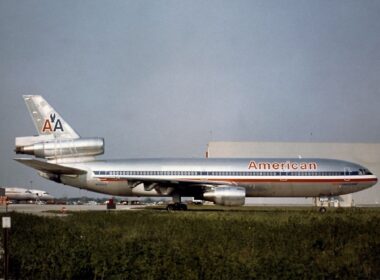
[203,186,246,206]
[38,171,62,183]
[15,137,104,159]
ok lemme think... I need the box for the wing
[98,175,233,187]
[100,176,234,197]
[14,158,87,175]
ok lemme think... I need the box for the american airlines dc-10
[15,96,377,211]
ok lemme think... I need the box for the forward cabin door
[344,167,351,182]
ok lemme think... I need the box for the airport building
[207,142,380,206]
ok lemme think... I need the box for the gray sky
[1,0,380,198]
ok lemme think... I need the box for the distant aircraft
[14,96,377,211]
[4,187,54,202]
[5,187,35,201]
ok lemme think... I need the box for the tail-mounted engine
[15,137,104,160]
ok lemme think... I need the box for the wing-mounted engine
[203,186,246,206]
[15,137,104,160]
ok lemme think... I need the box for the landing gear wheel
[166,203,188,211]
[180,204,188,211]
[167,204,175,211]
[319,207,327,213]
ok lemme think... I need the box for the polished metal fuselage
[60,158,377,198]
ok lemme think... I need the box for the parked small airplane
[14,96,377,211]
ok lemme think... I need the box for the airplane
[5,187,35,201]
[14,95,377,211]
[4,187,54,202]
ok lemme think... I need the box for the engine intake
[15,137,104,159]
[203,186,246,206]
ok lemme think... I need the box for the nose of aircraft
[366,175,378,189]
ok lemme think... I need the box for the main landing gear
[166,203,188,211]
[166,194,188,211]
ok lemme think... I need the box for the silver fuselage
[59,158,377,198]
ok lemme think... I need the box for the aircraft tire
[319,207,327,213]
[167,204,175,211]
[167,203,188,211]
[180,204,188,211]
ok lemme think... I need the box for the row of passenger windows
[93,170,363,176]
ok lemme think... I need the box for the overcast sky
[1,0,380,198]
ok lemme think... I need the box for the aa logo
[42,113,64,132]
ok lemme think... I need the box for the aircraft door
[344,167,351,182]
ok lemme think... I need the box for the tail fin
[23,95,79,139]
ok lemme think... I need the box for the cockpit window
[359,168,373,175]
[364,169,373,175]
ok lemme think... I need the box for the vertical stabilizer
[23,95,80,139]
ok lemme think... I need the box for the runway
[0,203,145,216]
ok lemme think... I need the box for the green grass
[2,207,380,279]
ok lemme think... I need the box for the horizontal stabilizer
[14,158,87,175]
